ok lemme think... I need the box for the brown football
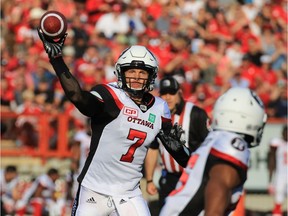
[39,11,67,40]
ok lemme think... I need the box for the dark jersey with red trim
[160,130,249,216]
[69,82,172,197]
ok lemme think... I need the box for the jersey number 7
[120,128,147,163]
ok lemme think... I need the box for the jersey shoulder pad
[90,84,107,100]
[154,96,171,119]
[90,83,120,102]
[107,82,120,89]
[211,131,249,167]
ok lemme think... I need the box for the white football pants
[72,185,151,216]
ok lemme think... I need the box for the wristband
[146,180,153,184]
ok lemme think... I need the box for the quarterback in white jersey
[268,124,288,216]
[37,30,187,216]
[160,87,267,216]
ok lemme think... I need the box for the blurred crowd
[1,0,287,122]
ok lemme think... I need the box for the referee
[145,76,210,210]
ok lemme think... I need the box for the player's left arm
[204,163,241,216]
[157,122,191,167]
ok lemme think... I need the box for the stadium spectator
[270,38,287,71]
[47,0,77,21]
[14,89,41,148]
[85,0,112,25]
[267,84,288,118]
[125,4,146,36]
[225,41,244,69]
[239,54,261,90]
[181,0,204,19]
[229,68,250,88]
[70,15,90,59]
[188,82,218,118]
[74,45,104,87]
[95,3,129,39]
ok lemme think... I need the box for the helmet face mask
[211,87,267,148]
[115,45,158,97]
[125,77,147,91]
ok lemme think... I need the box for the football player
[37,28,187,216]
[159,87,267,216]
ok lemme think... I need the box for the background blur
[1,0,287,215]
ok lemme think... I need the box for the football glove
[37,27,67,59]
[157,123,186,152]
[157,123,190,167]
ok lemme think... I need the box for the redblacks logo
[123,106,138,117]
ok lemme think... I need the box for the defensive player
[268,124,288,216]
[159,87,267,216]
[145,76,209,209]
[37,28,187,216]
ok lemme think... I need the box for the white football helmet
[115,45,158,97]
[212,87,267,148]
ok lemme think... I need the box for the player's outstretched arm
[37,28,101,117]
[157,123,191,167]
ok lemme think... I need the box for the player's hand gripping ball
[39,11,67,40]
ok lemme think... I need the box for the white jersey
[79,82,171,197]
[160,130,250,216]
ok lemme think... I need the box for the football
[39,11,67,40]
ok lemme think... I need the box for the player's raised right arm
[37,28,103,117]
